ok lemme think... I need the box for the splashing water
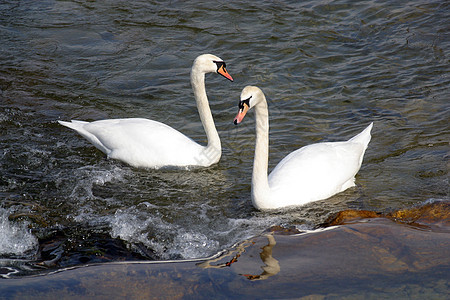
[0,208,38,259]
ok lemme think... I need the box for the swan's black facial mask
[238,97,251,111]
[214,61,226,69]
[233,96,251,125]
[214,61,233,81]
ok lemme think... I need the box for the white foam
[108,208,176,258]
[67,165,127,200]
[109,208,157,244]
[103,204,285,260]
[55,165,291,261]
[168,231,219,259]
[0,208,38,258]
[62,165,131,223]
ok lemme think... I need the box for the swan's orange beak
[217,65,233,82]
[234,102,249,125]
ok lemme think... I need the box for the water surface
[0,0,448,281]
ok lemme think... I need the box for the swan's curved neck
[252,96,271,209]
[191,67,221,165]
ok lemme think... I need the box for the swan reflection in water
[197,234,280,281]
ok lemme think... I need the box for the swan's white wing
[267,123,372,207]
[59,118,205,168]
[268,141,366,206]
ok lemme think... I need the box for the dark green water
[0,0,448,284]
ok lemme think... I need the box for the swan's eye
[238,97,251,110]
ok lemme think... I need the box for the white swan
[233,86,373,210]
[58,54,233,169]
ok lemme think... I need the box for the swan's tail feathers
[349,122,373,147]
[58,120,110,155]
[58,120,88,131]
[349,122,373,168]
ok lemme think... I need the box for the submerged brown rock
[323,200,449,228]
[387,201,450,226]
[321,209,382,226]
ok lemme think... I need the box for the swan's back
[268,122,373,208]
